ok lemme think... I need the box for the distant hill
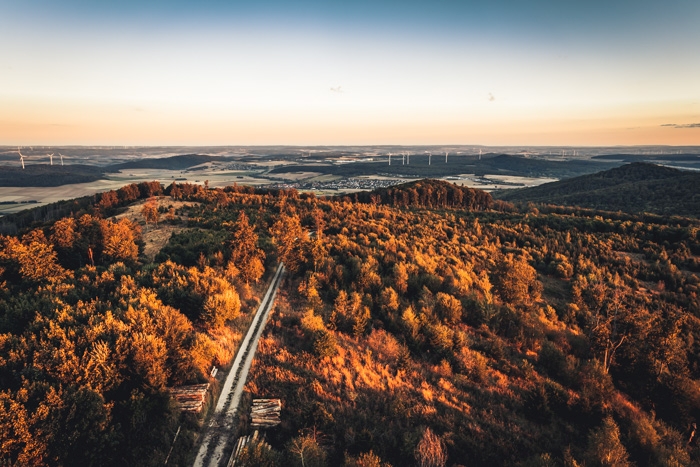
[106,154,220,171]
[268,154,619,179]
[591,153,700,171]
[0,164,104,187]
[593,153,700,163]
[350,178,493,210]
[495,162,700,216]
[474,154,618,178]
[0,154,221,187]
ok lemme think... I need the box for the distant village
[262,176,408,192]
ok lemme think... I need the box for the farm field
[485,174,559,186]
[445,174,557,191]
[0,168,271,215]
[3,146,700,218]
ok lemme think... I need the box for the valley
[3,145,699,218]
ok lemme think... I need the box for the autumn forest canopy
[1,174,699,466]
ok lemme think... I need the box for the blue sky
[1,0,699,145]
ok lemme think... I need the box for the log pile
[228,430,271,467]
[249,398,281,428]
[167,383,210,413]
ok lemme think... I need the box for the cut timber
[193,263,286,467]
[251,399,281,408]
[228,431,270,467]
[168,383,210,413]
[250,398,281,428]
[252,401,281,408]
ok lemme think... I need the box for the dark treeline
[0,181,164,235]
[0,164,105,188]
[106,154,219,171]
[497,162,700,217]
[351,179,494,210]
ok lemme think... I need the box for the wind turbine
[402,153,405,165]
[17,147,25,169]
[48,153,54,165]
[388,152,392,166]
[425,151,431,166]
[479,149,482,160]
[407,152,410,165]
[445,151,448,163]
[59,153,64,166]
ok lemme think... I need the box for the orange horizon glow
[2,78,698,146]
[2,2,699,147]
[2,112,698,147]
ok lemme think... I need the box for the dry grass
[115,196,199,261]
[486,175,558,186]
[270,171,322,181]
[207,326,242,367]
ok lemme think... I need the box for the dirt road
[192,263,285,467]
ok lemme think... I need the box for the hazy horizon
[2,0,699,146]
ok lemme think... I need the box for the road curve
[193,263,286,467]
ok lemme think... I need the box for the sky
[1,0,700,146]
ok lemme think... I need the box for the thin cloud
[488,92,495,102]
[330,86,343,93]
[661,123,700,128]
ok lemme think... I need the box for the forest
[1,175,699,466]
[496,163,700,217]
[0,164,104,187]
[266,154,618,179]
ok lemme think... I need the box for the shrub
[313,330,338,359]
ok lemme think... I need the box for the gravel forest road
[192,263,285,467]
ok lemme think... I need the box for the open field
[357,175,411,181]
[114,196,199,261]
[0,169,272,215]
[447,179,515,191]
[3,146,700,217]
[0,179,139,215]
[442,174,558,191]
[305,174,343,184]
[253,160,299,167]
[268,171,323,181]
[485,174,559,186]
[203,175,273,189]
[107,168,190,182]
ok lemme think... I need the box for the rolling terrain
[2,178,699,466]
[0,164,105,187]
[592,153,700,170]
[267,153,620,179]
[106,154,222,172]
[496,162,700,217]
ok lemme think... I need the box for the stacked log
[167,383,210,413]
[250,399,281,428]
[228,430,273,467]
